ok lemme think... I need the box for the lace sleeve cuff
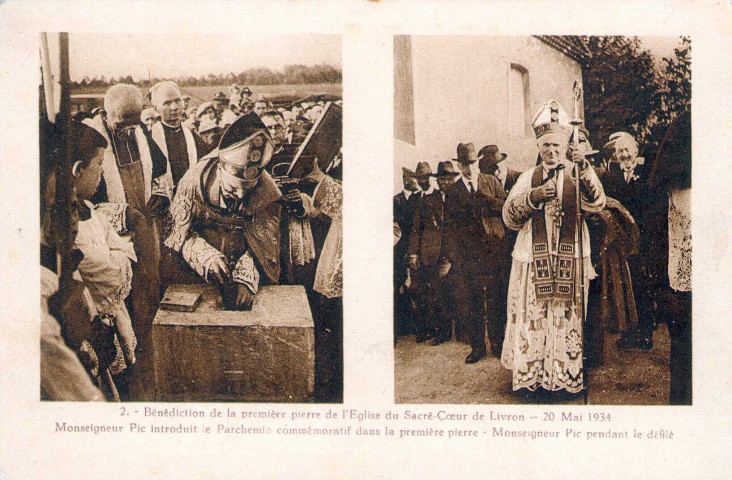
[151,174,173,200]
[232,251,260,294]
[313,176,342,222]
[94,203,129,235]
[180,234,226,281]
[503,191,535,230]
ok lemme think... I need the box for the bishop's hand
[235,284,255,310]
[570,150,590,170]
[530,184,556,204]
[208,257,231,285]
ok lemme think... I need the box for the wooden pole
[53,32,75,283]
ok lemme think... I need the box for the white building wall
[394,36,583,193]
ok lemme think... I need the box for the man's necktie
[547,164,564,180]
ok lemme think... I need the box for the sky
[640,36,685,63]
[66,33,342,82]
[49,34,680,82]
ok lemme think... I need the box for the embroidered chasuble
[165,158,283,294]
[500,160,606,393]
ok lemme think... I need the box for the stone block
[153,284,314,402]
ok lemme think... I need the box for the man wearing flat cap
[572,126,642,366]
[212,91,228,115]
[501,100,606,395]
[404,161,434,342]
[440,143,507,363]
[197,118,222,152]
[409,161,459,344]
[165,112,284,310]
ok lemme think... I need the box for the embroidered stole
[83,117,154,206]
[531,165,577,302]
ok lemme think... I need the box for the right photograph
[393,35,691,405]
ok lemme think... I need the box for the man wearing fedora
[404,162,434,341]
[408,161,459,344]
[413,161,434,195]
[478,144,521,355]
[440,143,507,363]
[394,167,422,339]
[479,145,521,195]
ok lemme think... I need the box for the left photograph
[39,33,343,403]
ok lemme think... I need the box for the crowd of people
[41,81,343,403]
[394,100,691,404]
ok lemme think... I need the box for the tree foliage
[70,63,342,89]
[657,37,691,128]
[575,36,690,161]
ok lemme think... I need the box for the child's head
[71,122,108,199]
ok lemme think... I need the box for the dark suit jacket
[504,167,521,194]
[601,162,650,232]
[442,174,506,272]
[408,191,446,267]
[394,191,422,279]
[494,167,521,260]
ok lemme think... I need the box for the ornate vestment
[75,201,138,374]
[165,158,282,293]
[501,160,606,393]
[668,188,691,292]
[311,176,343,299]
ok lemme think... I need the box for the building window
[509,63,530,137]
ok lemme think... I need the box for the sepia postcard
[1,1,731,479]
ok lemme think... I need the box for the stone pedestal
[153,284,314,402]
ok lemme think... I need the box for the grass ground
[395,324,670,405]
